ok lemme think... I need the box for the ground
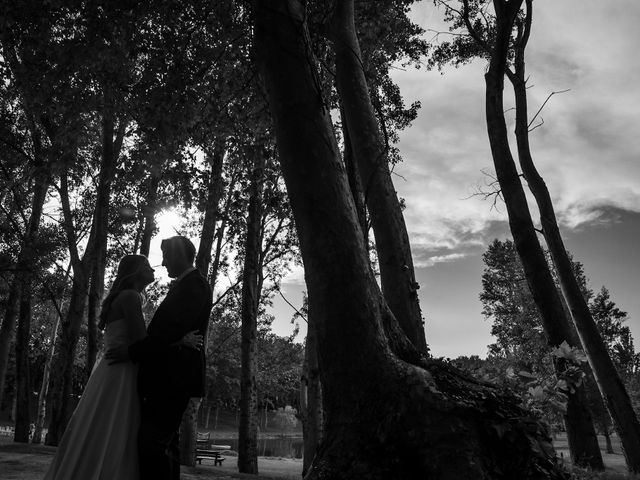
[2,433,640,479]
[0,436,302,480]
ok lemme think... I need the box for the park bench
[195,432,228,466]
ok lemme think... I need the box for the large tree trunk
[481,0,603,470]
[507,6,640,472]
[237,148,265,474]
[300,313,323,477]
[179,143,226,466]
[330,0,426,352]
[254,2,567,478]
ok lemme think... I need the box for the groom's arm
[128,276,210,363]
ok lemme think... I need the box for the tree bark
[32,310,60,444]
[340,106,368,247]
[301,313,323,478]
[14,288,32,443]
[238,147,265,474]
[86,112,125,373]
[139,172,160,257]
[506,3,640,473]
[330,0,426,352]
[0,280,21,408]
[479,0,603,470]
[254,2,568,478]
[195,144,226,276]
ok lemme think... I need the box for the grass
[3,430,640,479]
[553,432,640,479]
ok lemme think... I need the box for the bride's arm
[105,290,146,363]
[119,290,147,341]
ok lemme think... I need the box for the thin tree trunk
[179,143,226,466]
[0,281,21,408]
[195,144,226,276]
[479,0,603,470]
[330,1,426,352]
[178,399,201,465]
[254,3,567,478]
[340,106,367,247]
[32,310,60,444]
[506,4,640,472]
[139,173,160,257]
[45,273,90,446]
[11,136,49,442]
[238,148,265,474]
[0,119,49,409]
[14,288,32,443]
[86,114,124,373]
[204,403,211,429]
[604,429,614,454]
[46,125,118,444]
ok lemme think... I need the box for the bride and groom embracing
[45,235,213,480]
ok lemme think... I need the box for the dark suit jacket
[129,269,213,398]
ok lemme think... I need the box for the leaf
[554,379,568,391]
[517,370,537,382]
[528,386,546,401]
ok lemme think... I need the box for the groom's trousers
[138,392,190,480]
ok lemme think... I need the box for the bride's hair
[98,254,149,330]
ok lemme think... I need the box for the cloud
[415,252,468,268]
[389,0,640,256]
[279,264,306,286]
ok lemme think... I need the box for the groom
[108,236,212,480]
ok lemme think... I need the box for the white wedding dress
[44,318,141,480]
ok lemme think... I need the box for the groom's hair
[161,236,196,263]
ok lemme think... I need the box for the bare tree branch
[528,89,570,129]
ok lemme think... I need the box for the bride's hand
[176,330,204,350]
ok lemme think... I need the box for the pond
[213,436,304,459]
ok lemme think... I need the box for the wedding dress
[44,318,141,480]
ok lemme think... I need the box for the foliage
[589,287,637,377]
[272,405,299,431]
[305,0,428,165]
[479,238,640,427]
[0,0,427,444]
[205,293,303,411]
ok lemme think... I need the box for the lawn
[2,432,640,479]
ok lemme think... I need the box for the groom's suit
[129,268,212,480]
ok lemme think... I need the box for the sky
[150,1,640,359]
[266,0,640,358]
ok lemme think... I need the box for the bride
[44,254,200,480]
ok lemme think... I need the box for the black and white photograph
[1,1,639,479]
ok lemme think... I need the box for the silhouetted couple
[45,236,213,480]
